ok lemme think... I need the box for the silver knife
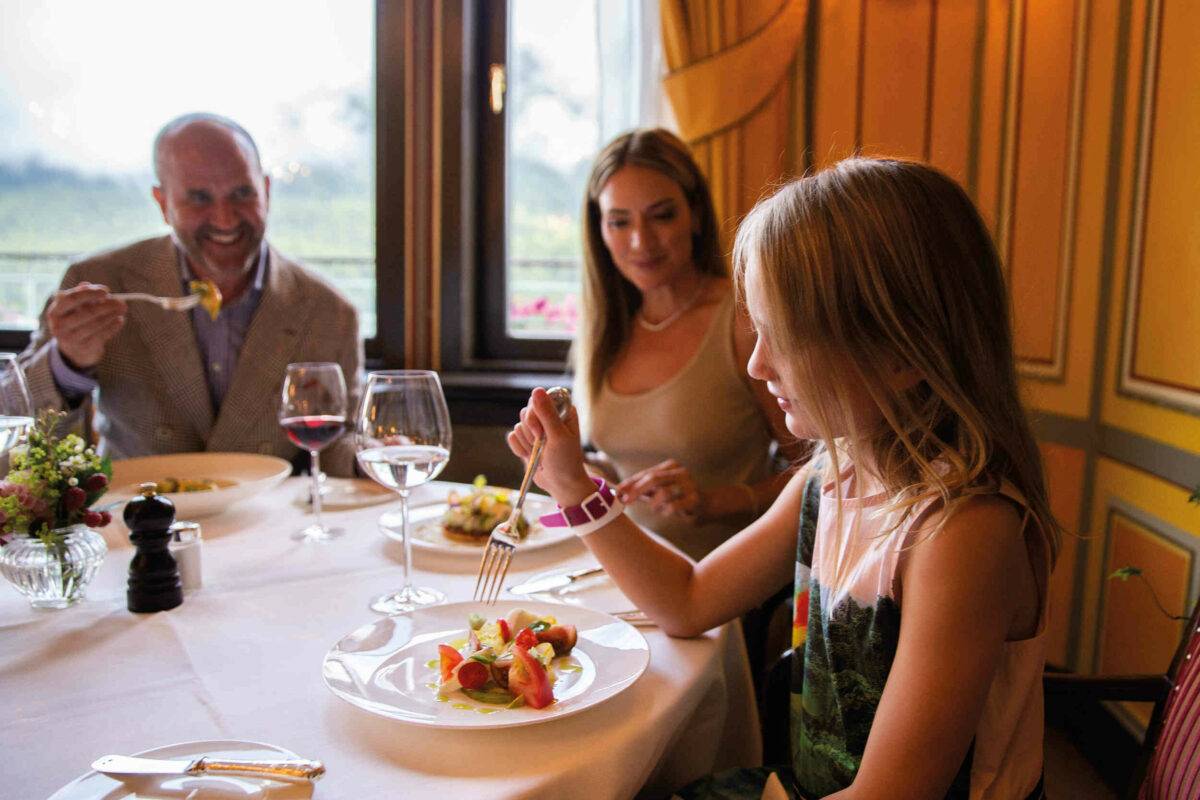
[92,754,325,782]
[508,566,606,595]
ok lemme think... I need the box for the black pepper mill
[125,482,183,612]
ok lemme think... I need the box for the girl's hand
[616,459,704,521]
[506,388,595,507]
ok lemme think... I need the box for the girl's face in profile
[597,165,698,291]
[744,257,884,441]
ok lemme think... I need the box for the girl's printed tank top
[789,466,1048,800]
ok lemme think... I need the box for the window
[0,0,376,341]
[465,0,664,367]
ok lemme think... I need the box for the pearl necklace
[637,279,708,333]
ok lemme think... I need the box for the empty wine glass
[0,354,34,456]
[355,370,451,614]
[280,362,347,541]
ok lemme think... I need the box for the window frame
[438,0,572,374]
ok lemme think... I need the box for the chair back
[1139,600,1200,799]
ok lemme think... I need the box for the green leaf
[1108,564,1143,581]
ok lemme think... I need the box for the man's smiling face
[153,121,270,292]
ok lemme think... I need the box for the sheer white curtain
[596,0,677,143]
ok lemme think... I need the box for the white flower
[74,441,84,454]
[68,477,78,487]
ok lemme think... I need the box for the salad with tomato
[437,608,578,709]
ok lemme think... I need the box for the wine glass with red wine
[354,370,451,614]
[280,362,348,541]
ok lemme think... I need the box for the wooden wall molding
[1118,0,1200,414]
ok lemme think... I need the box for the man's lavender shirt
[49,243,268,413]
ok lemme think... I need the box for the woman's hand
[506,388,596,507]
[616,459,704,521]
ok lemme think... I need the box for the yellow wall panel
[812,0,863,167]
[1079,457,1200,672]
[1098,513,1191,726]
[974,0,1013,234]
[1008,0,1079,366]
[1127,0,1200,392]
[926,0,979,184]
[1039,442,1087,666]
[1020,0,1114,419]
[859,0,932,159]
[1102,0,1200,452]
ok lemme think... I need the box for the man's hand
[46,283,127,369]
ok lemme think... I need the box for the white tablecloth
[0,479,761,799]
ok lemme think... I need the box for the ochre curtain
[660,0,808,240]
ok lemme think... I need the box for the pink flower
[83,511,103,527]
[84,473,108,492]
[0,481,16,498]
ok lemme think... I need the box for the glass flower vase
[0,524,108,609]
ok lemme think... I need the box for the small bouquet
[0,410,113,546]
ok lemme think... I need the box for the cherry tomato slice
[515,628,539,650]
[457,659,490,690]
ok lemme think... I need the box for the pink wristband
[539,478,626,537]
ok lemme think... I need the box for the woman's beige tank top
[588,293,774,559]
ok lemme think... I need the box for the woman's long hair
[574,129,725,416]
[733,157,1061,565]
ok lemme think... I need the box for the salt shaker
[168,521,203,592]
[124,482,183,612]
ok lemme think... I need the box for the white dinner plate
[387,484,574,554]
[48,739,313,800]
[292,476,396,511]
[109,453,291,519]
[322,600,649,729]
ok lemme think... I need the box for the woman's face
[597,165,698,291]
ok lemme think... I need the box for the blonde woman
[511,157,1060,799]
[576,128,800,559]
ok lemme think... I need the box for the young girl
[508,157,1059,800]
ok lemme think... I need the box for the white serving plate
[109,452,291,519]
[322,600,649,729]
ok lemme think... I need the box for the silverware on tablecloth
[473,386,572,605]
[612,609,657,628]
[508,566,606,596]
[92,754,325,782]
[109,292,202,311]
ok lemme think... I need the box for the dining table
[0,475,763,800]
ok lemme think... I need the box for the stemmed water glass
[0,354,34,456]
[355,370,452,614]
[279,362,347,541]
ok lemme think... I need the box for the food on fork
[436,609,578,709]
[442,474,529,544]
[155,477,222,493]
[187,279,223,320]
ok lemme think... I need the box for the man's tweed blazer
[19,236,363,476]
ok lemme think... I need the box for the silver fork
[109,292,203,311]
[473,386,572,605]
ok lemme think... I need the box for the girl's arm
[509,387,806,637]
[828,496,1036,800]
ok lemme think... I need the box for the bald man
[18,113,362,475]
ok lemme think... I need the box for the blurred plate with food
[109,453,291,519]
[391,476,572,554]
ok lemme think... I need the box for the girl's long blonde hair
[734,157,1060,564]
[574,129,726,414]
